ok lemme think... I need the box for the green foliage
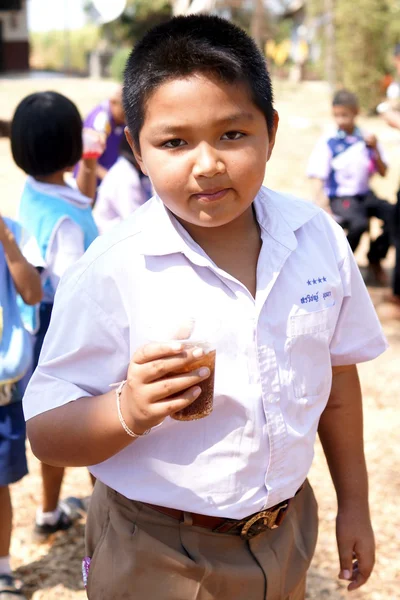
[335,0,390,112]
[100,0,172,46]
[109,48,132,82]
[30,26,100,73]
[308,0,400,112]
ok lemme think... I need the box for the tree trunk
[324,0,336,89]
[250,0,264,49]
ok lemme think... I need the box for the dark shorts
[33,302,53,370]
[0,401,28,486]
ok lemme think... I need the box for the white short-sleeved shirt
[307,126,387,198]
[93,157,149,234]
[23,187,387,518]
[19,179,91,302]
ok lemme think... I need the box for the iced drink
[171,348,216,421]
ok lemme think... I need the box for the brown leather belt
[145,484,304,540]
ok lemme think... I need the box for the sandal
[0,574,26,599]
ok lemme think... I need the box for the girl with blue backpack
[0,213,42,598]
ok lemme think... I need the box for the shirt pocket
[288,308,335,399]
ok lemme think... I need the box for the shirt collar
[336,126,363,141]
[138,186,319,259]
[27,176,92,207]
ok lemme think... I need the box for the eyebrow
[150,111,256,135]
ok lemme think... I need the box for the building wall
[0,0,29,71]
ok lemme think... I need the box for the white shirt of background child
[93,156,148,234]
[23,187,387,519]
[24,178,92,302]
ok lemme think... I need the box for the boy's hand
[120,342,211,434]
[336,506,375,591]
[364,133,377,149]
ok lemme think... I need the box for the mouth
[191,188,231,203]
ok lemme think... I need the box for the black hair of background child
[123,14,275,149]
[332,89,359,110]
[11,91,83,177]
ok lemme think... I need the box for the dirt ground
[0,75,399,599]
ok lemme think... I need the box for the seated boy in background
[308,89,393,283]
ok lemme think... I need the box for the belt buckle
[240,503,289,540]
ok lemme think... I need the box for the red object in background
[82,128,104,160]
[380,74,394,95]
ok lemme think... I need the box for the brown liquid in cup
[171,350,216,421]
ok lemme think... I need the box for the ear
[266,110,279,162]
[125,127,148,176]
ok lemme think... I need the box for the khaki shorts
[85,480,318,600]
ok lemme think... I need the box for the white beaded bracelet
[116,380,151,439]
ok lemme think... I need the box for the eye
[221,131,245,141]
[162,139,186,148]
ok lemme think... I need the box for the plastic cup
[82,128,104,159]
[146,316,218,421]
[171,342,216,421]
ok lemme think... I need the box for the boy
[24,16,386,599]
[0,214,43,598]
[308,89,392,283]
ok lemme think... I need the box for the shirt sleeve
[307,136,332,181]
[19,226,46,269]
[46,218,85,291]
[329,242,388,366]
[23,274,130,421]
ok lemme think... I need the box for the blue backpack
[0,219,33,394]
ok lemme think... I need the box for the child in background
[10,91,98,542]
[25,16,386,599]
[0,214,42,598]
[93,135,151,234]
[308,89,392,283]
[75,84,126,190]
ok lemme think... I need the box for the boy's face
[332,104,357,133]
[128,74,278,230]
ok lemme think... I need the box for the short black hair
[123,14,274,148]
[332,89,359,110]
[11,91,82,177]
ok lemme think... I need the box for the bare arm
[318,364,374,591]
[0,216,42,305]
[373,150,387,177]
[75,157,97,202]
[364,134,387,176]
[27,342,211,467]
[383,109,400,129]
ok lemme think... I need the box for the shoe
[60,496,90,520]
[32,509,72,543]
[0,574,26,599]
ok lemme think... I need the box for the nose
[192,143,226,178]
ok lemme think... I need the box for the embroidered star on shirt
[312,279,317,284]
[323,276,327,282]
[318,278,322,283]
[307,280,312,286]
